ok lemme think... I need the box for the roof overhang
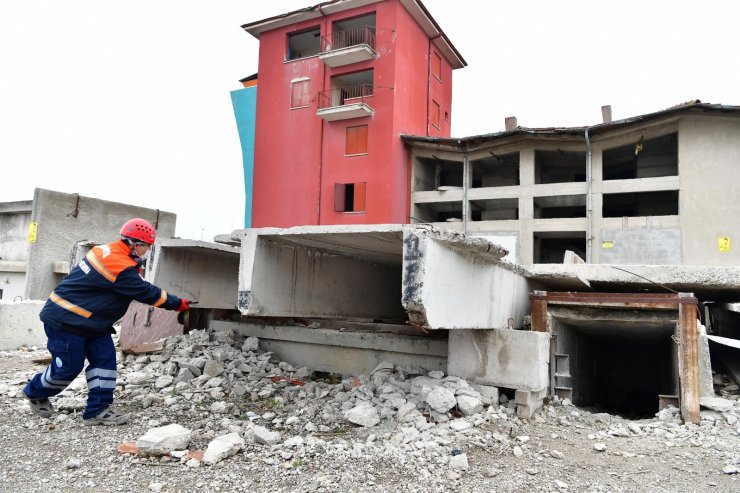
[242,0,466,69]
[402,102,740,151]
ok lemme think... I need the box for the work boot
[24,393,54,418]
[83,406,129,426]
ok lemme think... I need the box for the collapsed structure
[2,0,739,426]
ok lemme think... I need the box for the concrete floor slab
[526,264,740,300]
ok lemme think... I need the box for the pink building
[242,0,465,227]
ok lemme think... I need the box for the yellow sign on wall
[602,240,614,249]
[719,237,730,252]
[27,221,38,243]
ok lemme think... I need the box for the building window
[334,182,366,212]
[287,27,321,60]
[345,125,368,155]
[430,100,440,129]
[603,133,678,180]
[290,79,311,108]
[432,52,442,81]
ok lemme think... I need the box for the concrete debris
[203,433,245,465]
[425,387,457,413]
[345,403,381,428]
[449,453,469,470]
[65,458,81,469]
[252,425,281,446]
[136,424,192,456]
[3,326,739,487]
[701,396,734,412]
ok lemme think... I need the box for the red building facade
[243,0,465,227]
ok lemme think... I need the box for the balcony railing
[322,25,376,52]
[316,84,374,121]
[317,84,374,110]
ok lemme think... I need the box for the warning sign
[719,237,730,252]
[602,240,614,249]
[27,222,38,243]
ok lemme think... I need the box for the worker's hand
[177,299,190,312]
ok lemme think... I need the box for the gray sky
[1,1,738,241]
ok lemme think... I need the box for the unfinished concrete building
[0,188,176,350]
[404,101,740,266]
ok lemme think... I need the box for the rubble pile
[0,327,739,490]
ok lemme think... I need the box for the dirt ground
[1,347,738,493]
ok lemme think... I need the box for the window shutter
[291,80,310,108]
[334,183,346,212]
[353,182,366,212]
[432,52,442,80]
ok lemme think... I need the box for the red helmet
[120,218,156,244]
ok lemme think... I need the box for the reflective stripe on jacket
[40,239,182,335]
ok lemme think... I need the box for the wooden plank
[678,293,700,424]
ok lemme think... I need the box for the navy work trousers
[24,324,117,419]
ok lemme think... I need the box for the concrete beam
[212,320,447,375]
[0,260,25,273]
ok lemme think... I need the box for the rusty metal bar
[531,290,549,332]
[678,293,700,424]
[317,84,374,110]
[530,291,697,306]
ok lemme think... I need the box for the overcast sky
[1,1,738,241]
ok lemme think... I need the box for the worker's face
[133,242,152,260]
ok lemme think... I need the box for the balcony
[319,26,376,68]
[316,84,374,121]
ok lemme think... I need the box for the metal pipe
[585,129,593,263]
[463,153,469,235]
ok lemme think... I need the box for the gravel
[1,327,738,492]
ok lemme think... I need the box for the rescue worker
[23,218,191,425]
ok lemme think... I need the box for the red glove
[177,299,190,312]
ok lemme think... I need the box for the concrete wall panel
[599,227,681,264]
[679,117,740,265]
[447,328,550,390]
[148,239,240,309]
[402,228,530,329]
[0,301,45,350]
[25,189,176,300]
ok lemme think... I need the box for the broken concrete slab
[237,224,530,329]
[203,433,245,465]
[136,424,192,456]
